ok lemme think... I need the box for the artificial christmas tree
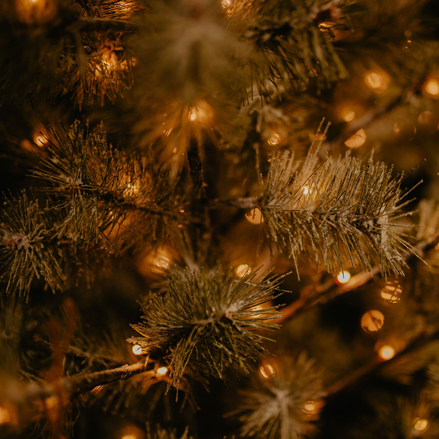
[2,0,439,438]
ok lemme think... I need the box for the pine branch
[23,361,155,402]
[324,327,439,398]
[279,230,439,324]
[129,265,285,389]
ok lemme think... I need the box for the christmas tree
[2,0,439,438]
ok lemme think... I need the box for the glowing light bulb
[246,208,264,225]
[344,129,366,148]
[361,310,384,333]
[303,401,316,413]
[302,186,310,195]
[336,271,351,285]
[235,264,251,277]
[364,70,389,92]
[425,78,439,96]
[343,110,355,122]
[381,281,402,303]
[221,0,231,7]
[122,435,137,439]
[259,364,275,379]
[0,406,11,425]
[189,108,197,121]
[268,133,280,146]
[132,344,143,355]
[157,366,168,376]
[34,134,48,147]
[414,418,428,432]
[378,345,395,361]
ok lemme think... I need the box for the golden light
[0,406,11,425]
[335,270,351,285]
[122,435,137,439]
[246,208,264,225]
[414,418,429,432]
[157,366,168,376]
[120,425,144,439]
[381,281,402,303]
[189,108,197,121]
[303,401,316,413]
[235,264,251,277]
[424,78,439,96]
[221,0,231,7]
[34,135,48,147]
[259,364,275,379]
[361,310,384,333]
[344,129,366,148]
[268,133,280,146]
[364,70,389,92]
[378,345,395,361]
[302,186,310,195]
[188,101,213,124]
[132,344,143,355]
[342,110,355,122]
[418,111,434,125]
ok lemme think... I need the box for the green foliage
[258,134,418,276]
[235,352,323,439]
[129,265,285,388]
[32,121,185,251]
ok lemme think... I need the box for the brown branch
[70,17,139,33]
[324,328,439,398]
[25,361,155,402]
[279,231,439,324]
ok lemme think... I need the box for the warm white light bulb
[414,418,428,432]
[378,345,395,361]
[235,264,251,277]
[132,344,142,355]
[246,208,264,225]
[259,364,275,379]
[157,366,168,376]
[336,271,351,284]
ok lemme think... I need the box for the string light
[34,134,48,147]
[344,129,366,148]
[335,270,351,285]
[221,0,232,7]
[303,401,316,413]
[424,78,439,97]
[364,70,389,93]
[259,364,275,379]
[361,310,384,333]
[132,344,143,355]
[381,281,402,303]
[122,435,137,439]
[268,133,280,146]
[414,418,429,432]
[246,208,264,225]
[342,109,355,122]
[0,406,11,425]
[302,186,310,195]
[378,345,395,361]
[235,264,251,277]
[189,108,197,121]
[156,366,168,376]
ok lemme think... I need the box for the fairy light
[235,264,251,277]
[342,110,355,122]
[335,270,351,285]
[414,418,428,432]
[344,129,366,148]
[156,366,168,376]
[189,108,197,121]
[246,208,264,225]
[424,78,439,96]
[361,310,384,333]
[364,70,389,92]
[34,135,48,147]
[381,281,402,303]
[259,364,275,379]
[221,0,231,7]
[378,345,395,361]
[0,406,11,425]
[302,186,310,195]
[268,133,280,146]
[132,344,143,355]
[122,435,137,439]
[303,401,316,413]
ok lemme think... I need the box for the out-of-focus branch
[324,327,439,398]
[279,231,439,324]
